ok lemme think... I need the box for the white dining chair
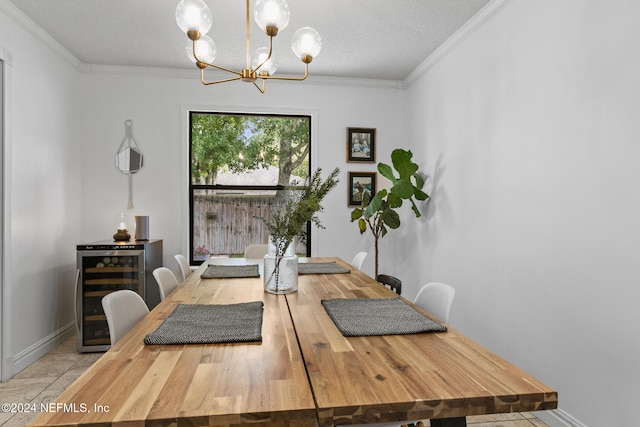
[350,251,367,271]
[413,282,456,324]
[174,254,197,281]
[243,244,269,259]
[152,267,180,301]
[101,290,149,345]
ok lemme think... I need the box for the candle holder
[113,212,131,242]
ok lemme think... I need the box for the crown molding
[403,0,515,88]
[0,0,81,70]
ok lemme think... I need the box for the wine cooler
[75,239,162,352]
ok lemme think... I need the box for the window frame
[188,110,313,265]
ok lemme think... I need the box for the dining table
[30,257,557,427]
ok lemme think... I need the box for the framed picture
[347,128,376,162]
[348,172,376,206]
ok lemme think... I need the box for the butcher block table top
[287,258,557,426]
[30,257,557,427]
[30,259,316,427]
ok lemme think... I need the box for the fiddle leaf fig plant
[351,149,429,277]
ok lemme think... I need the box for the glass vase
[264,237,298,294]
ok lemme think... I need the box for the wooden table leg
[430,417,467,427]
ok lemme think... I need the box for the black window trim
[188,110,313,265]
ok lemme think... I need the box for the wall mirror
[116,145,143,173]
[116,119,144,208]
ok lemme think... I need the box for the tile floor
[0,337,548,427]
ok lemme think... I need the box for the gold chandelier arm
[199,61,242,76]
[252,80,267,94]
[260,63,309,81]
[251,36,274,75]
[201,69,242,86]
[192,39,241,76]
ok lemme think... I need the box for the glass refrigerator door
[77,250,144,351]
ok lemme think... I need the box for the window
[189,111,312,264]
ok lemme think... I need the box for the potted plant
[193,245,210,258]
[350,149,429,277]
[259,167,340,293]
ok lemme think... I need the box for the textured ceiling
[7,0,492,81]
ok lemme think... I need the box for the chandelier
[175,0,322,93]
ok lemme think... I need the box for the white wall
[76,71,407,279]
[405,0,640,425]
[1,2,81,379]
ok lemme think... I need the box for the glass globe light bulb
[252,47,278,75]
[254,0,290,33]
[176,0,212,35]
[186,35,217,64]
[291,27,322,60]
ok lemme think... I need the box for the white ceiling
[6,0,492,81]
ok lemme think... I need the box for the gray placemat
[298,261,351,275]
[201,264,260,279]
[321,297,447,337]
[144,302,263,345]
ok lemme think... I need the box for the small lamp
[113,212,131,242]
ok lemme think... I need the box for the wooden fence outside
[193,193,306,256]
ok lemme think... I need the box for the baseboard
[536,409,588,427]
[5,322,75,379]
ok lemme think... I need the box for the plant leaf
[390,178,414,199]
[398,162,418,180]
[377,163,396,182]
[391,149,412,167]
[414,187,429,201]
[380,223,388,238]
[381,208,400,229]
[387,192,403,209]
[413,173,425,189]
[363,189,386,218]
[391,149,417,179]
[358,218,367,234]
[362,189,372,207]
[351,208,363,221]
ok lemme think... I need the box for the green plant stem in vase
[259,167,340,294]
[264,236,297,294]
